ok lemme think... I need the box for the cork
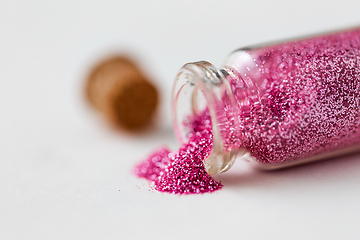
[86,56,158,130]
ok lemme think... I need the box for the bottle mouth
[172,61,240,175]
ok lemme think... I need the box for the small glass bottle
[172,27,360,175]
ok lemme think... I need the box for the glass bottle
[172,27,360,175]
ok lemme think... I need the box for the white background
[1,0,360,239]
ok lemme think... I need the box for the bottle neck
[172,61,247,175]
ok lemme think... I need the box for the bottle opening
[172,61,241,175]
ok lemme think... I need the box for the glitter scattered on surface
[134,111,222,194]
[133,146,172,182]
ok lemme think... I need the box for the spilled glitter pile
[134,111,223,194]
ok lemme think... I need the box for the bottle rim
[171,61,239,175]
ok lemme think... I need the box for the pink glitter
[134,111,222,194]
[134,28,360,193]
[133,146,172,182]
[224,28,360,164]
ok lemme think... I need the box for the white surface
[1,0,360,239]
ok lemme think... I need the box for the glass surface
[173,27,360,174]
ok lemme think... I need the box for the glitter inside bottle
[173,27,360,175]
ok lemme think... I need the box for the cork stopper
[86,56,158,130]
